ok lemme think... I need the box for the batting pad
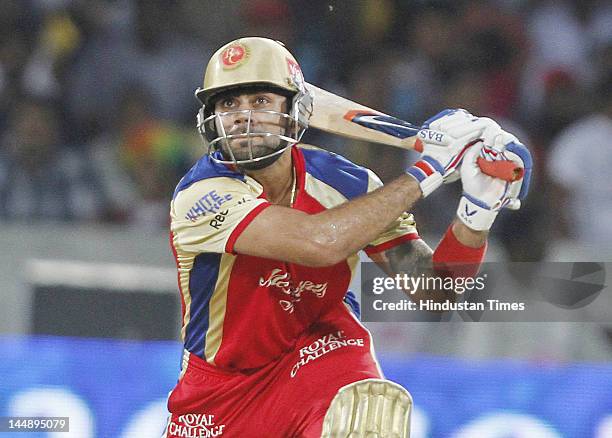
[321,378,412,438]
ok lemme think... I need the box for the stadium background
[1,0,611,436]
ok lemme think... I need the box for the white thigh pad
[321,378,412,438]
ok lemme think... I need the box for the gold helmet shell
[195,37,307,105]
[195,37,314,170]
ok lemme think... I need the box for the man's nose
[231,109,256,126]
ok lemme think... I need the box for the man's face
[213,90,289,161]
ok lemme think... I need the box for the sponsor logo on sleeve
[209,210,229,230]
[185,190,233,222]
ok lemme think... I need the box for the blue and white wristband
[406,156,445,198]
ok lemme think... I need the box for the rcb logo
[221,43,249,69]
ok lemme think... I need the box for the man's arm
[235,109,494,267]
[234,174,422,267]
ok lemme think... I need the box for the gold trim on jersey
[347,253,360,284]
[173,233,195,343]
[304,173,348,209]
[204,253,236,365]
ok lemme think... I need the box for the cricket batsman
[163,37,531,437]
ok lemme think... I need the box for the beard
[223,132,284,161]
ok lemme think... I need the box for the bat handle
[414,139,523,182]
[476,157,524,182]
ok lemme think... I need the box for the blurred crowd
[1,0,611,258]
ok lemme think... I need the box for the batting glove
[407,109,493,197]
[457,129,533,231]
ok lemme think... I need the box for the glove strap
[457,194,498,231]
[406,157,444,198]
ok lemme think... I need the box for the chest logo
[259,268,328,313]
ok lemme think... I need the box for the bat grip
[476,157,524,182]
[414,139,523,182]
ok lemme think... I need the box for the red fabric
[212,253,353,370]
[165,304,381,438]
[292,144,307,194]
[432,226,486,278]
[224,202,272,253]
[414,160,434,176]
[209,147,357,372]
[364,233,420,255]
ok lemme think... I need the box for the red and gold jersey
[170,145,418,371]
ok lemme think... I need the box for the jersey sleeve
[363,169,420,256]
[171,177,271,254]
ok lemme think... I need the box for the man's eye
[222,99,235,107]
[255,96,269,105]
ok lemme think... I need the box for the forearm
[380,218,488,306]
[451,219,488,248]
[377,238,455,307]
[308,174,422,262]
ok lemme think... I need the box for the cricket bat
[306,82,523,182]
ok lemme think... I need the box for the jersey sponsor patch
[259,267,328,313]
[290,330,365,377]
[185,190,233,222]
[166,413,226,437]
[172,177,268,254]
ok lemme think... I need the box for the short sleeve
[171,177,271,254]
[363,169,420,255]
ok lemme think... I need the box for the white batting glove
[407,109,493,197]
[457,130,533,231]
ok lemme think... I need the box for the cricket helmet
[195,37,313,170]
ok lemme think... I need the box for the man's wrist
[406,157,444,198]
[400,173,423,198]
[456,195,498,231]
[451,219,488,248]
[433,222,487,278]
